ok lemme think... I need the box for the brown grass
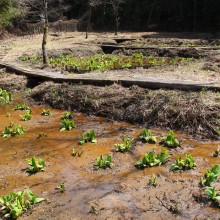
[31,82,220,139]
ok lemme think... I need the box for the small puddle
[0,95,220,219]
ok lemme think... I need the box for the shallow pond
[0,96,220,219]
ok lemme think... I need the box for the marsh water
[0,96,220,219]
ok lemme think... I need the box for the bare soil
[0,95,220,220]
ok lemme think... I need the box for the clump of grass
[213,146,220,157]
[14,104,31,111]
[149,175,157,186]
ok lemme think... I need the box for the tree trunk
[86,6,92,39]
[42,0,48,66]
[193,0,197,31]
[147,0,156,29]
[114,9,119,35]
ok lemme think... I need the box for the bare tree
[90,0,125,35]
[85,0,103,39]
[108,0,125,35]
[20,0,60,66]
[42,0,48,65]
[85,4,92,39]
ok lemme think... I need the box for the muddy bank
[0,69,219,140]
[0,91,220,220]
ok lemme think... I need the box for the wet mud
[0,95,220,220]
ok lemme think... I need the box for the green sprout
[160,130,180,148]
[139,129,157,143]
[20,110,32,121]
[72,148,83,157]
[60,119,75,131]
[41,109,51,116]
[149,175,157,186]
[200,164,220,186]
[115,137,134,153]
[93,154,113,170]
[171,153,196,171]
[205,187,220,202]
[56,183,65,192]
[2,124,25,138]
[0,189,44,219]
[26,156,45,173]
[79,130,97,145]
[135,149,169,168]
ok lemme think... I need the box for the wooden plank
[0,61,219,92]
[101,44,220,53]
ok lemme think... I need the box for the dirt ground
[0,32,219,84]
[0,93,220,220]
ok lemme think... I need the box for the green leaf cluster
[2,124,25,138]
[72,148,83,157]
[79,130,97,145]
[0,88,12,103]
[60,119,75,131]
[14,104,31,111]
[149,175,157,186]
[56,183,65,192]
[0,189,44,219]
[94,155,112,170]
[115,137,134,152]
[213,146,220,157]
[200,164,220,186]
[171,153,196,171]
[61,111,72,120]
[139,129,157,143]
[41,109,51,116]
[26,156,45,173]
[160,130,180,148]
[20,110,32,121]
[205,187,220,202]
[135,149,169,168]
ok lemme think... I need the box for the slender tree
[42,0,48,66]
[108,0,125,35]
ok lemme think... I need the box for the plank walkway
[101,44,220,54]
[0,61,219,92]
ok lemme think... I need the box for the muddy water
[0,97,220,220]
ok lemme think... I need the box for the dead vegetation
[29,80,220,139]
[0,68,219,139]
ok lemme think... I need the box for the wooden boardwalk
[0,61,219,92]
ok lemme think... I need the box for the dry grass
[31,82,220,139]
